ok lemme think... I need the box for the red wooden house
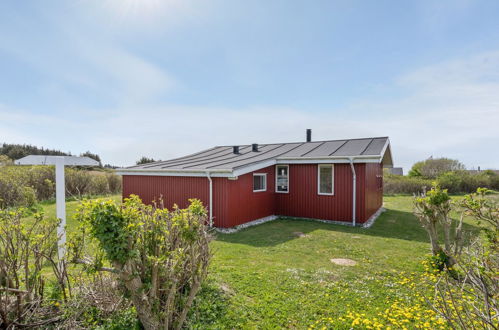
[117,130,393,230]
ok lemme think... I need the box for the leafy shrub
[0,155,13,166]
[0,209,66,328]
[409,157,464,179]
[106,173,122,194]
[25,166,55,200]
[413,184,461,270]
[90,174,111,195]
[65,168,94,198]
[0,168,39,208]
[438,170,499,193]
[418,188,499,329]
[73,196,212,330]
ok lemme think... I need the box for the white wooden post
[55,156,66,259]
[14,155,99,261]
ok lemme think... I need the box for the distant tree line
[80,151,102,166]
[136,156,158,165]
[0,143,69,160]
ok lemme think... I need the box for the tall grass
[0,165,121,208]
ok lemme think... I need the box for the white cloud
[91,50,499,170]
[2,50,499,172]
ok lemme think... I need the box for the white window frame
[275,164,289,193]
[253,173,267,192]
[317,164,334,195]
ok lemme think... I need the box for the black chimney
[252,143,259,152]
[306,129,312,142]
[233,146,240,154]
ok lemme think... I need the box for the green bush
[383,174,432,194]
[385,169,499,194]
[438,170,499,193]
[91,175,110,195]
[73,196,212,329]
[408,157,465,179]
[0,167,40,208]
[65,168,93,198]
[25,166,55,200]
[106,173,122,194]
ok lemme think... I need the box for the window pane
[276,165,288,192]
[253,175,261,190]
[319,166,333,194]
[253,174,266,191]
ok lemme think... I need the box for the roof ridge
[215,136,388,147]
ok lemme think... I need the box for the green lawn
[31,194,489,328]
[195,195,483,328]
[34,195,122,234]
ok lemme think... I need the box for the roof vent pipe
[233,146,240,154]
[252,143,259,152]
[306,129,312,142]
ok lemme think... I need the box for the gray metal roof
[122,137,391,175]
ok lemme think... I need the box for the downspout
[349,157,356,227]
[205,171,213,227]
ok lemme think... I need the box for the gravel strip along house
[117,130,393,230]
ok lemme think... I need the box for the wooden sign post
[15,155,99,259]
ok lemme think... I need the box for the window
[253,173,267,192]
[276,165,289,193]
[318,164,334,195]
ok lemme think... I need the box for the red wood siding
[363,163,383,221]
[275,164,367,223]
[123,175,208,209]
[122,162,382,228]
[122,175,221,224]
[224,166,276,227]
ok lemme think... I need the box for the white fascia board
[232,156,381,176]
[379,137,390,157]
[232,159,276,177]
[378,138,393,166]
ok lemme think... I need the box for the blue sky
[1,0,498,170]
